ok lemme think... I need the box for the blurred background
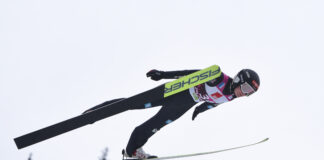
[1,0,323,159]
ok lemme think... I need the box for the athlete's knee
[129,102,153,110]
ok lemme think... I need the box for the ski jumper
[84,69,236,156]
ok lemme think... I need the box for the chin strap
[229,82,235,93]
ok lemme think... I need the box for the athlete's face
[234,86,245,97]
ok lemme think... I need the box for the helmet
[232,69,260,96]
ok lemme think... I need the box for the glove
[146,69,164,81]
[192,107,200,121]
[192,103,217,120]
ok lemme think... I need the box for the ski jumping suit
[84,69,236,156]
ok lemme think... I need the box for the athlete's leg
[83,96,164,115]
[125,90,196,156]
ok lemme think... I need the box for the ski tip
[261,138,270,143]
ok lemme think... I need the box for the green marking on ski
[164,65,221,98]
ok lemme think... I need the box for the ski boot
[122,148,158,159]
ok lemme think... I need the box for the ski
[124,138,269,160]
[14,65,221,149]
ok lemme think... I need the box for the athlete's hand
[146,69,164,81]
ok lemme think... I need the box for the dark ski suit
[83,70,235,156]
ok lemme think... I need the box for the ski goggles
[240,82,256,96]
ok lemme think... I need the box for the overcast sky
[1,0,324,160]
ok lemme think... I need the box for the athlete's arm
[146,69,199,81]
